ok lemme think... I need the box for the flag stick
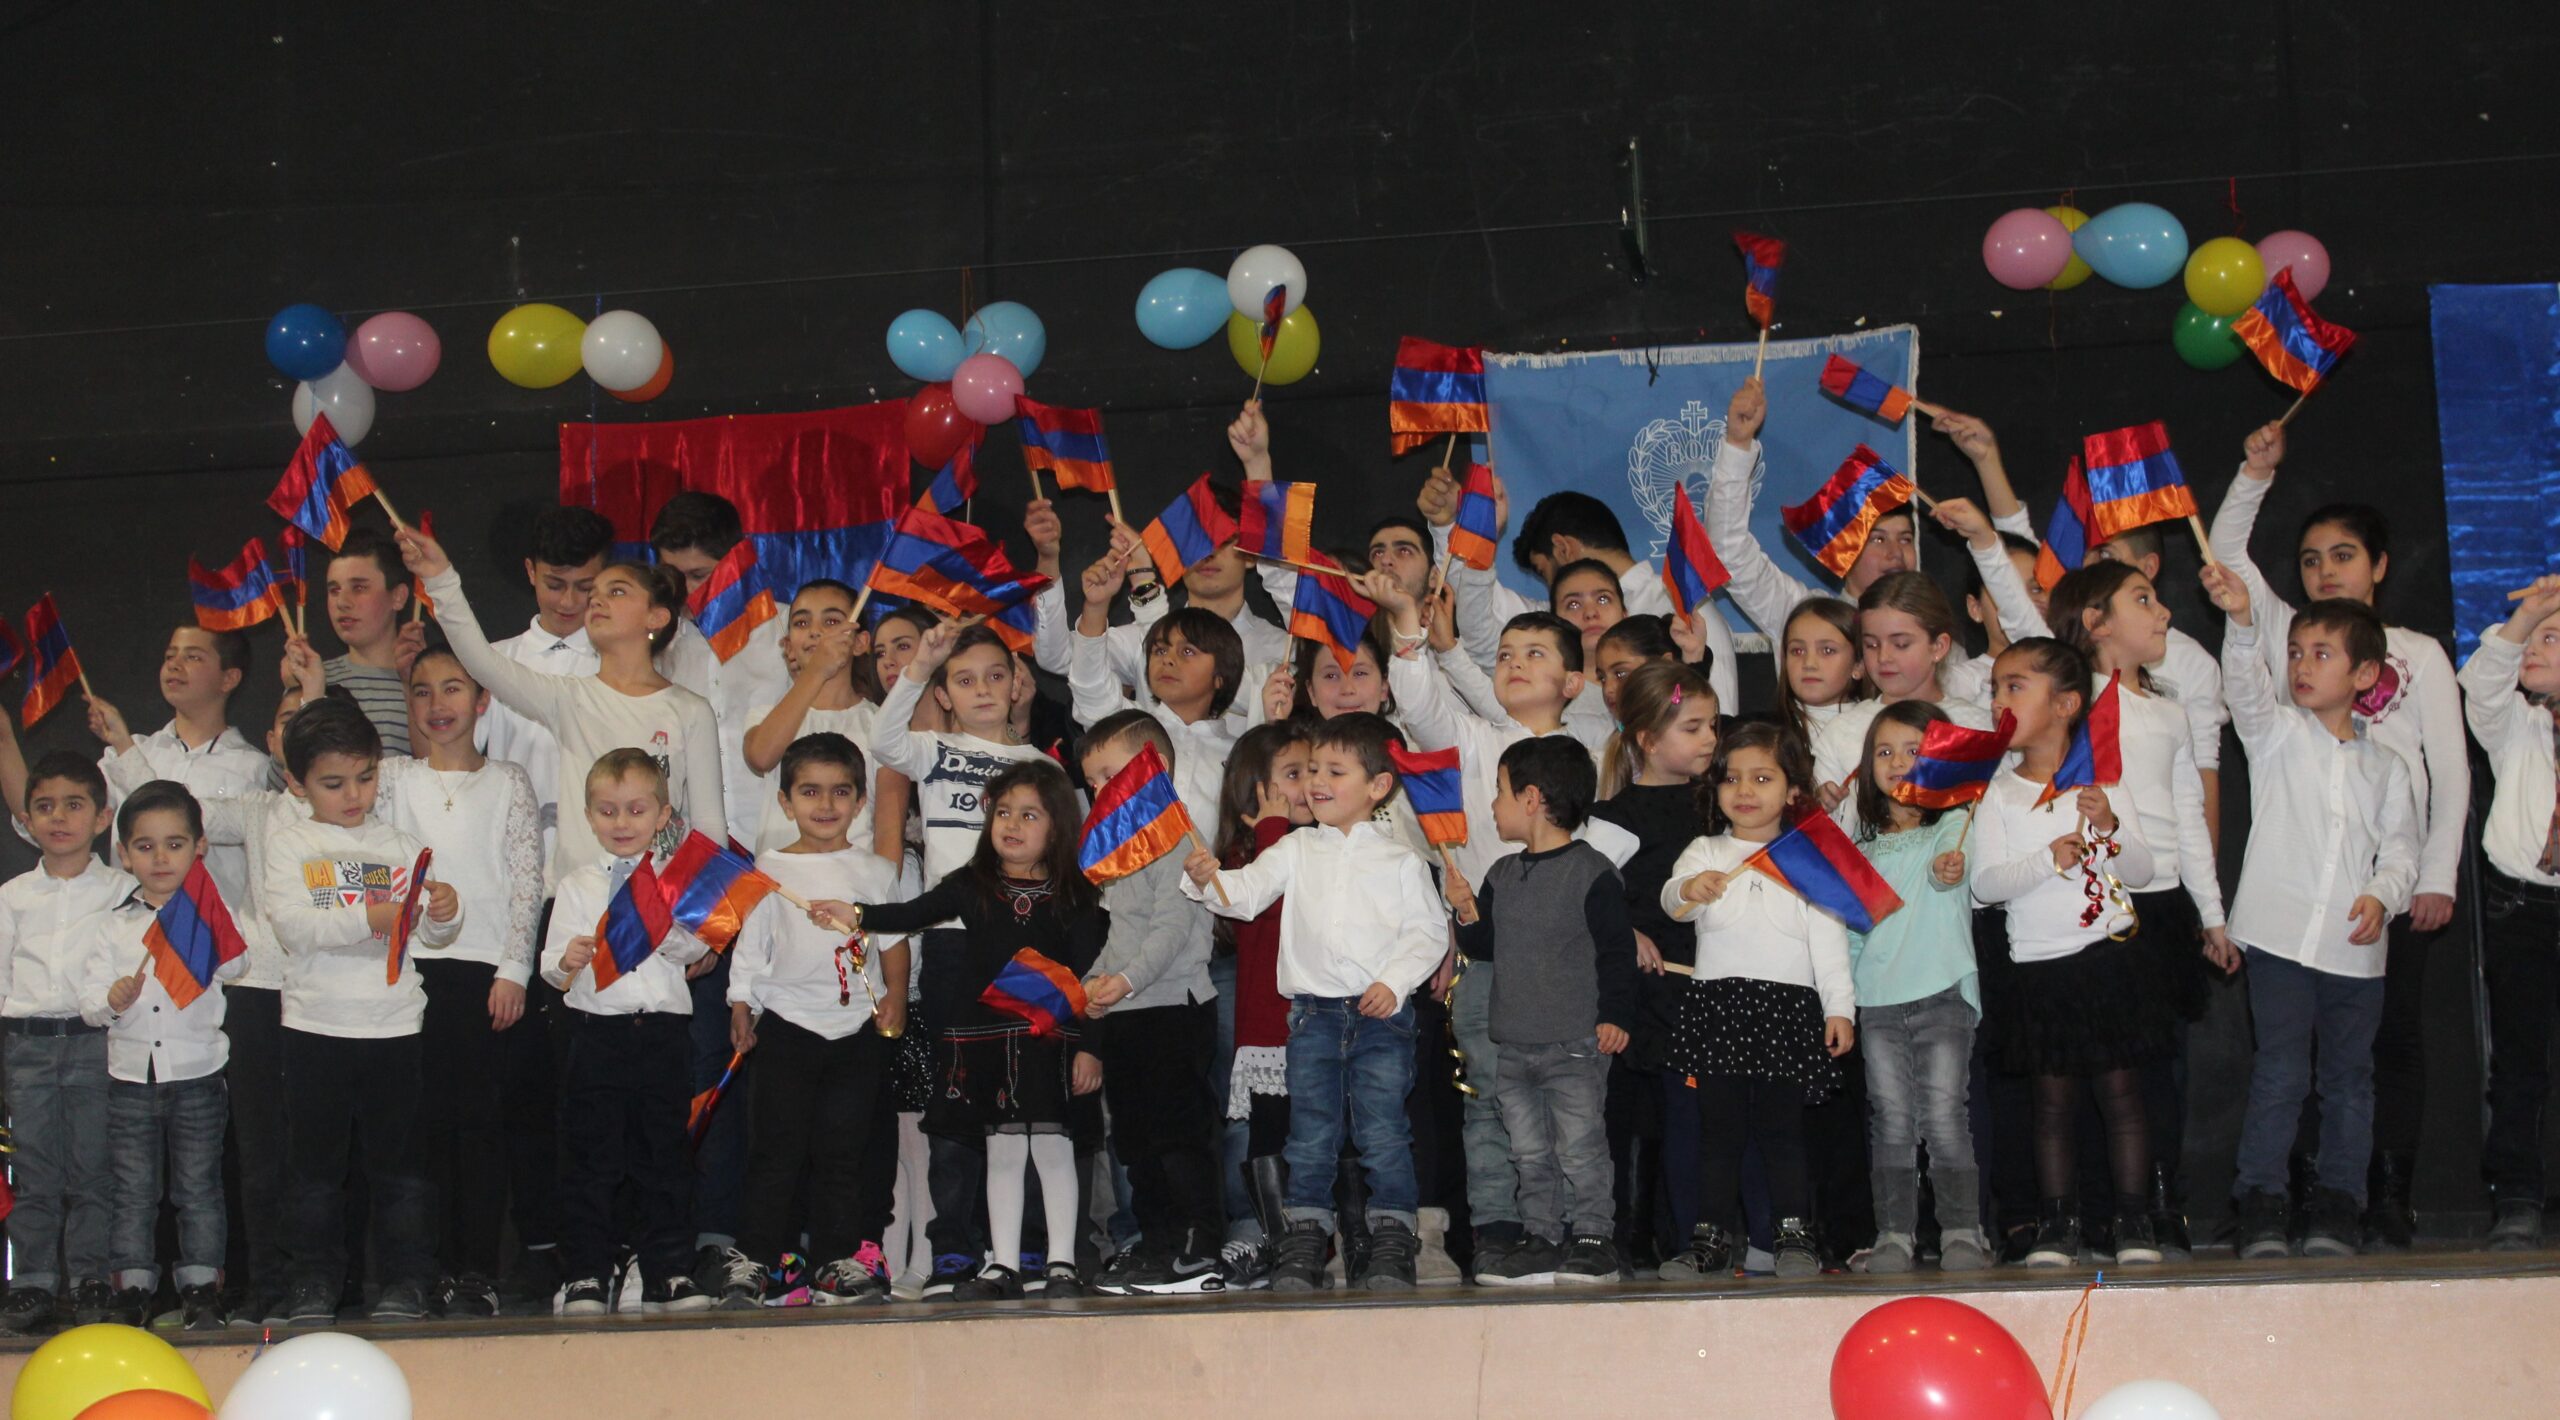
[131,948,153,984]
[849,585,874,626]
[1951,799,1981,855]
[1437,433,1457,474]
[1106,486,1126,526]
[1028,467,1044,502]
[1752,324,1770,381]
[1435,842,1463,883]
[2185,514,2219,566]
[2508,584,2554,601]
[1185,826,1232,907]
[1243,550,1338,578]
[1250,347,1272,405]
[370,488,407,531]
[1659,960,1696,978]
[409,597,424,625]
[2274,390,2311,428]
[1907,486,1940,512]
[77,666,94,701]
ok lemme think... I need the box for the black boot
[1618,1138,1662,1271]
[1331,1147,1371,1283]
[2150,1161,2192,1262]
[1225,1156,1288,1289]
[2362,1150,2416,1252]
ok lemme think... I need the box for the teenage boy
[1704,377,1917,641]
[292,527,422,757]
[481,505,614,867]
[740,580,896,860]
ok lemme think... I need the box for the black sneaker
[645,1273,711,1314]
[2301,1187,2361,1258]
[2152,1208,2194,1263]
[922,1253,978,1302]
[2235,1188,2291,1260]
[0,1286,54,1334]
[1658,1223,1734,1281]
[1358,1218,1419,1291]
[101,1285,149,1326]
[559,1277,609,1316]
[370,1281,427,1322]
[1107,1246,1224,1295]
[1476,1232,1560,1287]
[1267,1218,1332,1293]
[1557,1235,1624,1284]
[2024,1204,2082,1269]
[809,1257,889,1306]
[1040,1261,1086,1298]
[1772,1219,1819,1278]
[1216,1236,1268,1291]
[179,1283,225,1331]
[284,1280,339,1325]
[229,1289,282,1328]
[1996,1220,2040,1266]
[2486,1198,2546,1253]
[67,1279,117,1326]
[950,1263,1025,1301]
[440,1274,501,1319]
[2112,1206,2163,1265]
[711,1248,765,1310]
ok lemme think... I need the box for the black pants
[2481,870,2560,1200]
[1695,1074,1810,1223]
[281,1029,432,1294]
[688,955,748,1248]
[558,1011,693,1287]
[501,903,572,1256]
[1097,998,1223,1253]
[738,1014,897,1266]
[1807,1041,1873,1247]
[2370,913,2441,1157]
[418,959,513,1280]
[221,986,292,1297]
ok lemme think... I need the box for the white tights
[985,1132,1079,1272]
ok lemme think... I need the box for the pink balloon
[344,312,442,392]
[1983,208,2074,289]
[950,352,1025,424]
[2254,229,2331,302]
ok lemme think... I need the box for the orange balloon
[609,344,674,403]
[74,1391,210,1420]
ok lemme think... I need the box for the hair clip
[1668,684,1684,706]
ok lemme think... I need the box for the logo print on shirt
[303,859,393,910]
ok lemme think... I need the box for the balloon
[886,309,965,383]
[608,343,674,403]
[1226,244,1308,320]
[1830,1297,2051,1420]
[580,310,665,392]
[960,300,1047,379]
[1134,267,1232,349]
[2171,302,2247,370]
[343,312,441,392]
[2183,236,2267,318]
[74,1389,210,1420]
[2253,229,2331,301]
[1224,305,1320,385]
[486,303,587,389]
[12,1325,208,1420]
[2045,206,2095,290]
[2082,1379,2223,1420]
[2072,203,2190,289]
[903,383,976,467]
[949,352,1025,424]
[215,1333,410,1420]
[1982,208,2074,289]
[292,363,378,445]
[265,304,347,382]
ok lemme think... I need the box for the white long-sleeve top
[2109,683,2227,929]
[2221,623,2418,974]
[865,670,1045,927]
[81,893,249,1083]
[1969,773,2154,964]
[1385,641,1620,887]
[742,700,882,856]
[0,858,137,1019]
[1657,832,1855,1021]
[542,854,709,1016]
[1708,435,1828,645]
[1033,580,1296,731]
[1067,628,1236,835]
[2210,470,2466,899]
[1185,819,1446,1000]
[385,759,543,985]
[478,617,597,868]
[99,734,288,990]
[259,812,458,1038]
[2461,632,2560,888]
[193,790,304,990]
[658,613,793,858]
[729,846,901,1038]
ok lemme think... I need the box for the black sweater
[1588,782,1703,966]
[863,870,1108,1037]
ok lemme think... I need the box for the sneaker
[1267,1219,1332,1293]
[2024,1206,2082,1269]
[283,1280,339,1325]
[765,1252,811,1307]
[1556,1235,1623,1284]
[370,1282,427,1322]
[230,1289,282,1328]
[2485,1198,2544,1253]
[1358,1218,1420,1291]
[1864,1232,1917,1275]
[711,1249,764,1310]
[646,1273,712,1314]
[104,1285,151,1326]
[559,1277,609,1316]
[950,1263,1025,1301]
[1105,1246,1224,1295]
[853,1242,890,1289]
[1772,1219,1819,1278]
[1216,1236,1268,1291]
[890,1268,927,1302]
[1939,1229,1994,1272]
[0,1286,54,1334]
[810,1257,891,1306]
[1469,1222,1524,1283]
[1996,1221,2040,1266]
[2235,1188,2292,1260]
[2112,1207,2164,1265]
[1414,1207,1464,1287]
[1039,1261,1086,1298]
[179,1283,225,1331]
[439,1274,501,1319]
[1476,1233,1560,1287]
[2302,1187,2362,1258]
[67,1280,117,1326]
[922,1253,977,1302]
[1657,1223,1735,1281]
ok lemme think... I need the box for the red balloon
[1831,1296,2051,1420]
[607,344,674,403]
[903,382,979,467]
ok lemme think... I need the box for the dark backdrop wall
[4,1,2554,1222]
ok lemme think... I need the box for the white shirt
[1187,819,1446,1000]
[658,613,794,854]
[83,893,247,1082]
[259,812,458,1038]
[2110,683,2227,928]
[1969,773,2154,964]
[1067,629,1237,836]
[865,671,1045,925]
[383,758,543,983]
[1659,832,1856,1020]
[1385,641,1616,887]
[193,789,304,991]
[1440,520,1741,718]
[99,731,283,988]
[2221,624,2419,974]
[2462,632,2560,888]
[743,700,882,856]
[1034,580,1296,731]
[0,858,137,1019]
[542,854,709,1016]
[1814,693,1996,837]
[729,847,901,1038]
[479,618,598,867]
[1708,436,1834,647]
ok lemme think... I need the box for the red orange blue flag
[1889,711,2017,811]
[870,505,1049,654]
[385,847,432,986]
[1385,741,1465,848]
[1388,338,1490,456]
[980,948,1088,1038]
[658,831,778,953]
[0,621,22,685]
[920,442,978,515]
[1140,474,1240,586]
[2232,268,2357,396]
[1742,805,1904,934]
[2038,673,2125,809]
[145,859,248,1010]
[1287,550,1378,674]
[1447,463,1500,572]
[686,539,780,663]
[2080,422,2197,544]
[1781,445,1915,580]
[1013,397,1115,493]
[1259,287,1286,363]
[21,595,82,728]
[592,853,673,993]
[1079,742,1196,885]
[189,538,284,633]
[1239,481,1316,564]
[1662,486,1730,618]
[2035,459,2095,592]
[266,413,380,551]
[1734,231,1787,328]
[1818,355,1914,424]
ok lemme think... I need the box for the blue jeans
[1449,963,1517,1227]
[1860,985,1979,1174]
[1282,997,1418,1228]
[2235,947,2384,1204]
[109,1073,229,1291]
[1495,1038,1613,1240]
[2,1030,113,1291]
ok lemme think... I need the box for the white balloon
[218,1332,413,1420]
[2083,1379,2223,1420]
[1226,243,1307,320]
[291,362,377,445]
[581,309,665,392]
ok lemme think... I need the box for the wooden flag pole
[1028,467,1044,502]
[1908,485,1940,512]
[1951,798,1982,855]
[2185,513,2219,566]
[1435,842,1463,882]
[2274,390,2311,429]
[1243,550,1337,578]
[1437,433,1458,474]
[1106,486,1127,526]
[1185,826,1232,906]
[849,585,874,626]
[1250,345,1273,405]
[1752,324,1771,381]
[1911,398,1949,421]
[371,488,407,531]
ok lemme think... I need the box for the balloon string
[2226,176,2245,237]
[2048,1272,2101,1418]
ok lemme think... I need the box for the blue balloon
[886,308,965,383]
[960,300,1048,379]
[2072,203,2190,290]
[266,303,347,382]
[1134,267,1232,350]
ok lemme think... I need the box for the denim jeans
[1860,984,1979,1174]
[1495,1037,1613,1240]
[2234,947,2384,1204]
[1209,952,1253,1238]
[2480,870,2560,1199]
[1448,963,1517,1227]
[109,1073,229,1291]
[4,1029,116,1291]
[1282,996,1418,1228]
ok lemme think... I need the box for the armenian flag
[1447,463,1501,571]
[2232,268,2358,396]
[1388,338,1490,455]
[2035,459,2095,592]
[1078,743,1196,885]
[980,948,1089,1038]
[1889,712,2017,811]
[2081,422,2197,544]
[1818,355,1914,424]
[268,526,308,628]
[2038,673,2125,809]
[920,442,978,515]
[0,621,22,684]
[21,595,83,728]
[685,539,780,663]
[188,538,283,633]
[591,853,673,993]
[1013,397,1115,492]
[1258,286,1287,363]
[1239,481,1316,564]
[870,504,1049,654]
[384,847,432,986]
[1735,231,1787,328]
[1287,550,1379,673]
[1662,485,1730,617]
[1781,445,1915,580]
[266,413,380,551]
[1741,806,1904,934]
[144,859,249,1010]
[657,831,779,953]
[1385,742,1465,847]
[1139,474,1240,586]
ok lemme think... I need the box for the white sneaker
[612,1256,645,1314]
[890,1268,926,1302]
[1415,1208,1464,1287]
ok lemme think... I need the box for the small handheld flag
[1259,286,1286,364]
[657,831,779,953]
[1662,486,1730,618]
[144,859,249,1010]
[1139,474,1241,586]
[0,621,22,685]
[870,505,1050,654]
[1287,550,1379,673]
[1889,712,2017,811]
[2232,268,2357,406]
[1781,445,1916,580]
[2035,459,2095,591]
[385,847,432,985]
[270,526,309,635]
[1388,338,1490,456]
[686,539,781,663]
[592,854,674,993]
[1741,806,1905,934]
[1818,355,1916,424]
[1239,481,1316,565]
[980,948,1089,1038]
[1447,463,1501,572]
[21,595,85,728]
[1385,742,1466,849]
[1078,743,1197,886]
[1734,231,1786,329]
[2080,422,2197,545]
[919,443,979,515]
[267,413,382,551]
[189,538,283,633]
[2038,673,2125,809]
[1013,397,1116,493]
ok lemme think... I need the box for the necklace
[999,876,1054,923]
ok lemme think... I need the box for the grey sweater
[1458,841,1640,1047]
[1094,852,1216,1012]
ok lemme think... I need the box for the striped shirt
[325,657,411,758]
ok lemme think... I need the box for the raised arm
[498,766,543,986]
[406,545,576,731]
[2207,423,2296,674]
[1706,387,1819,641]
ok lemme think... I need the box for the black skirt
[1990,932,2178,1077]
[921,1021,1076,1137]
[2130,887,2209,1022]
[1670,976,1841,1103]
[890,1023,934,1113]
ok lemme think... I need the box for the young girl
[858,601,938,1294]
[1266,625,1396,724]
[1847,701,1988,1273]
[1776,597,1870,748]
[1211,721,1313,1284]
[1591,614,1722,730]
[1657,723,1856,1279]
[1971,637,2162,1269]
[1817,574,1997,808]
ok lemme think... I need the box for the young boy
[1077,710,1222,1294]
[0,753,133,1332]
[712,732,911,1308]
[542,748,714,1315]
[2203,568,2417,1259]
[1450,738,1639,1286]
[1072,547,1244,833]
[259,696,460,1323]
[2462,575,2560,1250]
[82,781,246,1329]
[480,505,613,868]
[1182,712,1447,1291]
[300,527,421,757]
[741,579,896,861]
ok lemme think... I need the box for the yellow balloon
[12,1326,208,1420]
[2044,206,2094,291]
[1225,305,1320,386]
[2183,236,2267,318]
[487,302,588,388]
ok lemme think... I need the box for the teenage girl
[1776,597,1871,748]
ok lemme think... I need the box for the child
[82,781,246,1329]
[1210,721,1313,1285]
[540,749,715,1315]
[851,760,1105,1300]
[310,527,422,756]
[714,732,912,1307]
[1451,737,1640,1285]
[742,580,903,862]
[259,697,460,1323]
[2463,575,2560,1251]
[1657,724,1857,1280]
[1183,712,1447,1291]
[1848,702,1990,1273]
[1969,637,2161,1270]
[1590,614,1719,731]
[1776,597,1871,746]
[1073,547,1244,833]
[1819,573,1997,811]
[478,505,614,868]
[648,491,794,850]
[0,753,133,1333]
[1706,378,1916,640]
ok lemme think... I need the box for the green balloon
[2171,302,2246,370]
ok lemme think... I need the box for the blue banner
[1482,326,1920,642]
[2429,284,2560,657]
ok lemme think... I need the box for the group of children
[0,383,2553,1333]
